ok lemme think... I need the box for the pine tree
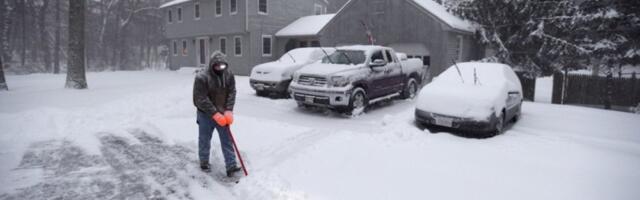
[455,0,584,74]
[66,0,88,89]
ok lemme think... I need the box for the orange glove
[212,113,228,126]
[224,111,234,125]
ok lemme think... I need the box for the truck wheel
[402,78,418,99]
[347,87,367,115]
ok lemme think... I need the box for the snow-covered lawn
[1,71,639,200]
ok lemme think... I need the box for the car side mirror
[370,59,387,68]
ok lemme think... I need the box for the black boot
[200,161,211,173]
[226,166,242,177]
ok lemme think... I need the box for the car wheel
[347,87,367,116]
[402,78,418,99]
[493,111,505,136]
[512,104,522,122]
[256,91,269,97]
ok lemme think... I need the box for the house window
[314,4,324,15]
[172,40,177,56]
[456,36,463,61]
[194,2,200,19]
[168,10,173,23]
[177,7,182,22]
[215,0,222,16]
[262,35,272,56]
[258,0,267,14]
[374,0,385,15]
[310,40,320,47]
[219,37,227,54]
[182,40,188,56]
[230,0,237,14]
[299,41,308,48]
[234,36,242,56]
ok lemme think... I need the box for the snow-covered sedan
[250,48,335,96]
[415,62,523,135]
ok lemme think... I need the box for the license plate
[305,96,314,103]
[434,116,453,127]
[255,84,264,91]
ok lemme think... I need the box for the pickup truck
[289,45,425,115]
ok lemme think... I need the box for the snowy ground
[1,71,639,200]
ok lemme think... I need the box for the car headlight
[330,76,350,87]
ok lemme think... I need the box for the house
[162,0,482,77]
[160,0,332,75]
[277,0,484,77]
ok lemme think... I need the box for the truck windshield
[322,50,365,65]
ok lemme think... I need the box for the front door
[196,37,209,68]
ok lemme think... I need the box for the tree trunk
[39,0,51,72]
[0,56,7,90]
[54,0,61,74]
[19,0,25,68]
[66,0,87,89]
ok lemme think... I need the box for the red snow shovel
[227,126,248,176]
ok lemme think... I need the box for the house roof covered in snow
[159,0,191,9]
[275,14,337,37]
[410,0,475,33]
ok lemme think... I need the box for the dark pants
[197,111,237,170]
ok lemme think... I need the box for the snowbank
[1,71,639,199]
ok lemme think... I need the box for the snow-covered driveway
[1,71,639,200]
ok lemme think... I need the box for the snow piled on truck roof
[159,0,191,8]
[412,0,475,33]
[276,14,336,37]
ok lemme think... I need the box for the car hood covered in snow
[250,61,304,82]
[416,81,507,120]
[295,63,364,77]
[416,62,517,120]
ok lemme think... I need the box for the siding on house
[162,0,329,75]
[318,0,482,76]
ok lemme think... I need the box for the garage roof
[159,0,191,9]
[411,0,475,33]
[276,14,337,37]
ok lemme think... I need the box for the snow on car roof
[437,62,513,86]
[276,14,336,37]
[279,47,332,63]
[411,0,475,33]
[159,0,191,8]
[334,45,389,55]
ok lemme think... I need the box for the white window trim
[172,40,177,56]
[215,0,222,17]
[457,35,464,61]
[234,36,242,57]
[168,9,173,24]
[196,37,209,66]
[230,0,238,15]
[262,35,273,57]
[314,4,323,15]
[194,2,200,20]
[182,39,188,56]
[177,6,183,23]
[219,37,227,54]
[257,0,268,15]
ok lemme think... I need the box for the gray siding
[319,0,482,76]
[163,0,328,75]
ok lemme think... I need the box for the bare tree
[66,0,87,89]
[39,0,51,72]
[0,56,7,91]
[53,0,61,74]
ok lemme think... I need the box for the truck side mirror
[370,59,387,67]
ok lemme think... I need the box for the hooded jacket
[193,51,236,115]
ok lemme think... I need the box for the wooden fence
[515,72,536,101]
[552,72,640,107]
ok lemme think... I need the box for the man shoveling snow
[193,51,242,177]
